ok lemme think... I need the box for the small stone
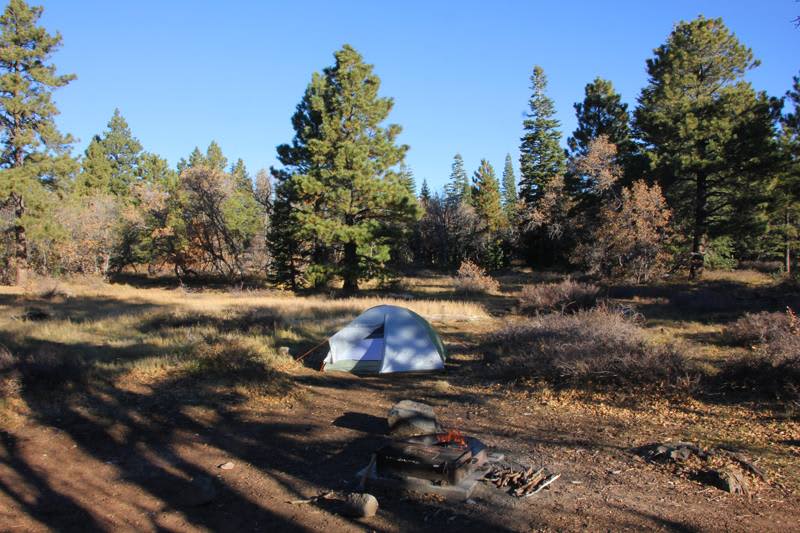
[278,346,291,357]
[342,492,378,518]
[218,461,235,470]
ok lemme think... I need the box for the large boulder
[387,400,442,437]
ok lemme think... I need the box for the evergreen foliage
[271,45,418,291]
[471,159,504,232]
[445,153,470,205]
[634,16,780,277]
[0,0,76,284]
[501,153,517,218]
[519,66,566,205]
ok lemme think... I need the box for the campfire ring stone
[387,400,443,437]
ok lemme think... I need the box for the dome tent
[323,305,446,374]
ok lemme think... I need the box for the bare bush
[486,306,691,388]
[723,309,797,346]
[454,259,500,294]
[518,279,599,314]
[721,308,800,399]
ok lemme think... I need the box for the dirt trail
[2,360,799,532]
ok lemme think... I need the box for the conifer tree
[101,109,142,195]
[0,0,76,284]
[568,78,632,158]
[419,179,431,204]
[519,66,566,205]
[501,153,517,217]
[472,159,504,232]
[231,158,251,191]
[75,136,112,195]
[445,153,470,205]
[272,45,418,291]
[635,16,780,277]
[205,141,227,171]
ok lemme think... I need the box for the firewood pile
[483,465,560,497]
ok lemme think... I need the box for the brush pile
[483,465,560,497]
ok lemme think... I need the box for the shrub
[518,279,599,314]
[737,260,784,274]
[454,259,499,294]
[486,306,691,388]
[704,236,737,271]
[723,309,797,346]
[721,308,800,399]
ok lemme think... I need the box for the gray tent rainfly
[323,305,447,374]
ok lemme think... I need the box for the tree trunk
[689,174,707,279]
[8,192,28,286]
[786,209,792,276]
[342,240,359,292]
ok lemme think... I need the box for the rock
[218,461,235,470]
[181,475,217,506]
[278,346,291,357]
[342,493,378,518]
[387,400,442,437]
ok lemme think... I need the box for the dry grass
[0,279,489,421]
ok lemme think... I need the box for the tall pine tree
[501,153,517,218]
[519,66,566,205]
[75,136,112,195]
[0,0,76,284]
[568,78,632,157]
[472,159,504,232]
[102,109,142,196]
[635,16,780,277]
[444,153,470,205]
[272,45,418,291]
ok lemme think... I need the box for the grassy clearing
[0,277,490,424]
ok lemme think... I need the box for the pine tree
[771,73,800,273]
[75,136,112,195]
[445,153,470,205]
[205,141,227,171]
[231,158,251,191]
[635,16,780,277]
[568,78,632,157]
[273,45,418,291]
[501,153,517,217]
[0,0,76,284]
[419,179,431,204]
[399,163,416,195]
[177,142,228,174]
[567,78,642,188]
[519,66,566,205]
[472,159,504,232]
[102,109,142,195]
[138,152,176,186]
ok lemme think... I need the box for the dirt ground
[3,360,800,531]
[1,274,800,531]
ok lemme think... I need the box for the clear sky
[37,0,799,193]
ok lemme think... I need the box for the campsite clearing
[1,272,799,531]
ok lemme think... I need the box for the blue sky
[38,0,799,193]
